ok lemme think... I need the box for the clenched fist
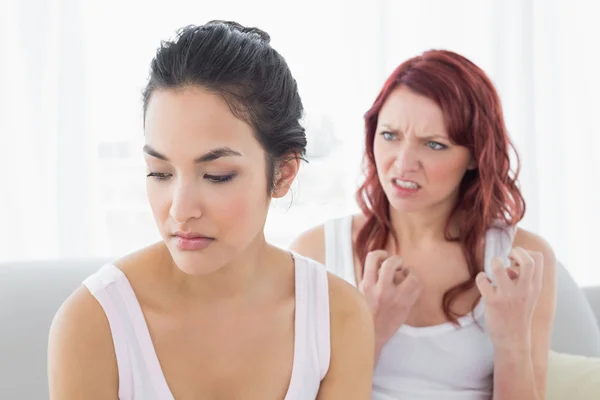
[475,247,544,350]
[358,250,422,359]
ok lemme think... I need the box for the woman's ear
[272,156,301,199]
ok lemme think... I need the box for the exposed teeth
[394,179,420,189]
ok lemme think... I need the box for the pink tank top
[82,252,330,400]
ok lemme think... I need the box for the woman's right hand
[358,250,423,360]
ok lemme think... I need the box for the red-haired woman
[292,49,556,400]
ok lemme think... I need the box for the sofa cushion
[546,350,600,400]
[0,259,109,399]
[551,263,600,356]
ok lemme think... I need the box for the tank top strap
[83,265,134,399]
[483,222,517,282]
[83,264,173,400]
[323,215,356,286]
[290,252,331,380]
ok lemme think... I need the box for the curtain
[2,0,598,285]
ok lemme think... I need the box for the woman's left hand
[475,247,544,350]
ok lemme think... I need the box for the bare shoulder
[290,214,365,265]
[326,271,374,354]
[326,271,372,329]
[48,243,171,398]
[316,271,374,398]
[513,227,557,269]
[48,285,118,399]
[113,240,169,276]
[289,223,326,264]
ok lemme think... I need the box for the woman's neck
[165,234,289,307]
[389,199,460,251]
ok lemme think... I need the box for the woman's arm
[316,273,375,399]
[478,230,557,400]
[48,286,119,399]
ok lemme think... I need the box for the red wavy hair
[355,50,526,324]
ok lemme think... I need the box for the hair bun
[206,20,270,43]
[241,27,270,43]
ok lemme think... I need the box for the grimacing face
[373,86,476,214]
[143,86,297,275]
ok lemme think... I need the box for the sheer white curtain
[489,0,599,285]
[0,0,91,260]
[3,0,599,285]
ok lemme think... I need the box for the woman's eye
[204,173,236,183]
[146,172,172,181]
[427,141,447,150]
[381,131,396,141]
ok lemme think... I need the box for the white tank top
[82,252,330,400]
[324,215,515,400]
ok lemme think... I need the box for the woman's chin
[387,196,428,214]
[168,247,226,276]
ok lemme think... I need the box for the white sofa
[1,259,599,399]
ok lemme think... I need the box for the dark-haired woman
[48,21,374,400]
